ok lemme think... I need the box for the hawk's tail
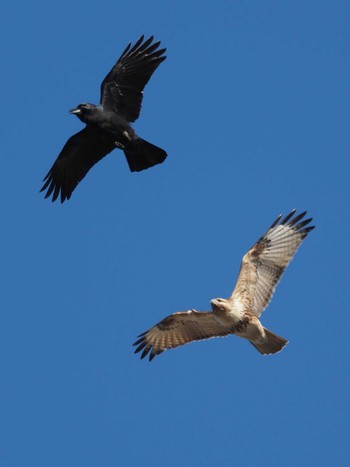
[250,327,288,355]
[124,137,167,172]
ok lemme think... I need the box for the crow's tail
[124,138,167,172]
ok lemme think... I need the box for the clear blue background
[2,1,349,466]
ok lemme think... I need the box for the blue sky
[1,1,350,466]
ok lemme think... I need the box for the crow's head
[69,103,97,123]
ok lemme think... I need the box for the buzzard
[134,209,315,361]
[41,36,167,203]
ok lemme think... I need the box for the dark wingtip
[134,35,145,47]
[294,217,312,230]
[288,211,307,227]
[268,209,315,237]
[149,352,156,362]
[281,210,315,235]
[133,332,160,361]
[280,209,297,225]
[268,213,282,230]
[134,340,148,354]
[40,177,70,203]
[140,345,152,360]
[304,225,316,234]
[133,336,145,347]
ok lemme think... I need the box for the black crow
[41,35,167,202]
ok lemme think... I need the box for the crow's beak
[69,108,81,115]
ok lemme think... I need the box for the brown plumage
[133,209,315,361]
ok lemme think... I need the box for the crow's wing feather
[100,35,166,122]
[41,127,115,203]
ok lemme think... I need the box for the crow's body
[41,36,167,202]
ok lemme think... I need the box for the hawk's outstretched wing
[133,310,233,361]
[40,127,115,203]
[230,209,315,318]
[100,35,166,122]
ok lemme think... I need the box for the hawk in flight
[134,209,315,361]
[41,36,167,203]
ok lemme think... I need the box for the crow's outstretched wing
[100,35,166,122]
[41,128,115,203]
[230,210,315,318]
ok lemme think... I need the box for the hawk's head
[210,298,231,313]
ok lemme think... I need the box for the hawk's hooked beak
[69,107,81,115]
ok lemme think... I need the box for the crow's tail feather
[124,138,167,172]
